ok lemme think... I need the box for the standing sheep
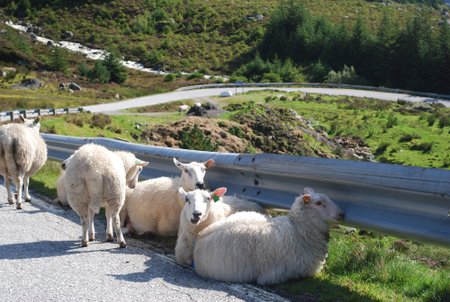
[0,115,47,209]
[120,158,215,237]
[64,143,148,248]
[193,187,345,285]
[175,187,266,266]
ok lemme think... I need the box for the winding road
[83,87,450,113]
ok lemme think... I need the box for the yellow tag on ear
[303,194,311,204]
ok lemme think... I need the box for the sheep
[175,187,266,266]
[120,158,215,237]
[56,168,68,206]
[193,187,345,285]
[0,115,47,209]
[64,143,148,248]
[178,104,190,113]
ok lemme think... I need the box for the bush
[187,72,204,80]
[325,65,363,85]
[164,73,176,82]
[89,61,110,83]
[179,124,217,151]
[375,142,390,156]
[90,114,111,129]
[410,142,433,153]
[399,134,420,143]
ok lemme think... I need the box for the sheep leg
[175,232,193,266]
[105,206,114,242]
[112,209,126,248]
[23,176,31,202]
[5,176,14,205]
[12,175,23,210]
[88,208,96,241]
[80,215,89,247]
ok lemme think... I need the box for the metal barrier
[42,133,450,247]
[0,107,84,122]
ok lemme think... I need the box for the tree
[103,51,127,84]
[49,46,68,73]
[89,61,110,83]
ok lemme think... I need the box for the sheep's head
[173,158,215,191]
[178,187,227,225]
[19,114,41,133]
[125,158,148,189]
[299,187,345,223]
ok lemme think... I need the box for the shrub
[410,142,433,153]
[375,142,390,156]
[90,114,111,129]
[386,113,399,128]
[164,73,176,82]
[187,72,204,80]
[89,61,110,83]
[399,134,420,143]
[179,124,217,151]
[325,65,363,85]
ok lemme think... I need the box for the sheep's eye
[315,201,322,206]
[206,197,211,202]
[184,169,191,175]
[185,197,190,204]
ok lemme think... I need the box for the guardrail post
[7,111,13,122]
[64,108,69,114]
[19,109,26,118]
[36,109,41,116]
[50,108,56,116]
[78,107,83,113]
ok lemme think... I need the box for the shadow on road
[0,240,84,260]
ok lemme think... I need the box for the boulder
[68,82,81,91]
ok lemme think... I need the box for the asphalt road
[0,185,287,302]
[82,87,449,113]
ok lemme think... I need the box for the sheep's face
[301,187,345,223]
[126,159,148,189]
[173,158,215,191]
[179,187,227,225]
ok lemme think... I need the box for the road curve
[0,185,287,302]
[82,87,449,113]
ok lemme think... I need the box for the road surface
[82,87,449,113]
[0,185,287,302]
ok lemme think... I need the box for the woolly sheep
[193,187,345,285]
[178,104,190,112]
[0,115,47,209]
[64,143,148,248]
[175,187,266,266]
[120,158,215,236]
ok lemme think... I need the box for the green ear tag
[212,194,220,202]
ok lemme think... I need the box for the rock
[19,78,42,88]
[115,94,120,100]
[61,31,73,40]
[47,40,54,47]
[59,82,66,90]
[0,29,7,34]
[68,82,81,91]
[29,33,38,42]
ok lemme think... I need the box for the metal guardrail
[0,107,84,122]
[42,133,450,247]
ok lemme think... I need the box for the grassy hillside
[0,0,445,74]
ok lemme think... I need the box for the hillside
[0,0,446,74]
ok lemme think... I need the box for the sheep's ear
[302,194,311,204]
[204,159,215,169]
[304,187,315,195]
[211,187,227,202]
[135,159,149,167]
[19,114,25,123]
[33,116,41,125]
[178,186,187,200]
[173,158,185,170]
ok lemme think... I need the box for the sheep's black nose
[196,182,205,189]
[193,211,202,218]
[61,162,66,170]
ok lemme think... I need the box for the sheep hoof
[25,198,31,203]
[16,203,23,210]
[81,240,88,247]
[119,241,127,248]
[106,234,114,242]
[8,200,14,205]
[89,237,95,242]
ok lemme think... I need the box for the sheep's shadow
[108,249,379,302]
[0,240,91,260]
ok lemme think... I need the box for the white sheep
[193,187,345,285]
[64,143,148,248]
[0,115,47,209]
[175,187,266,266]
[120,158,215,237]
[178,104,190,112]
[56,167,68,206]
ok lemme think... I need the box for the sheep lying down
[193,187,345,285]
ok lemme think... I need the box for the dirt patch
[140,102,374,161]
